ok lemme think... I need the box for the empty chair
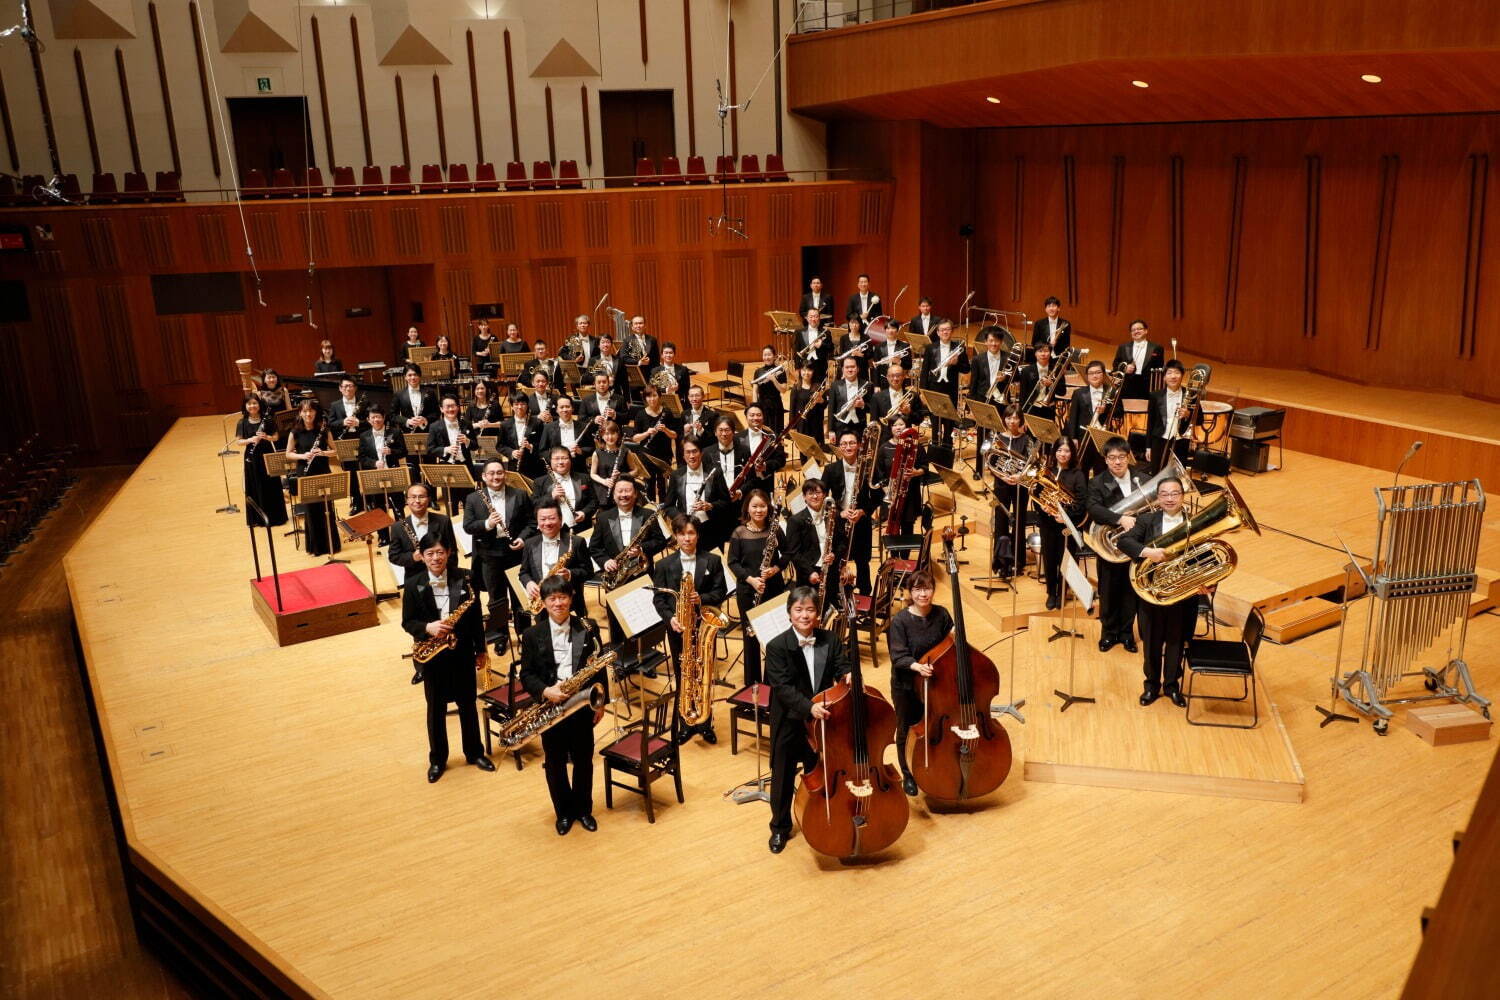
[765,153,790,181]
[388,164,414,194]
[301,167,326,197]
[330,166,357,196]
[269,167,295,197]
[153,171,184,201]
[1184,608,1266,729]
[557,159,583,189]
[659,155,683,184]
[685,155,709,184]
[359,164,385,195]
[712,155,737,183]
[474,162,499,191]
[419,163,443,193]
[504,161,528,191]
[121,171,151,201]
[738,154,763,182]
[242,168,268,198]
[446,163,472,192]
[529,160,553,190]
[633,157,657,186]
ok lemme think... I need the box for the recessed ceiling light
[985,96,1001,104]
[1361,73,1382,83]
[1131,80,1150,89]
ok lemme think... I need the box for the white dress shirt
[794,628,818,687]
[1132,340,1148,372]
[717,448,736,484]
[560,420,577,450]
[371,430,388,468]
[429,572,450,615]
[1163,389,1184,431]
[1160,511,1185,535]
[541,535,561,575]
[685,468,707,520]
[840,461,857,508]
[936,341,956,382]
[407,387,423,415]
[1112,475,1132,497]
[550,618,574,680]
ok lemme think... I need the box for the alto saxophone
[550,470,576,526]
[675,567,727,729]
[528,532,574,615]
[600,507,659,590]
[412,591,478,664]
[498,645,620,749]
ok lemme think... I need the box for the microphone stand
[216,413,241,515]
[1392,440,1423,489]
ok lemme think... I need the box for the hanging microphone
[1393,440,1423,488]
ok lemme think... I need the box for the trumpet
[878,388,915,425]
[832,339,870,363]
[833,382,870,424]
[798,328,830,362]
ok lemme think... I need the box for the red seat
[504,161,528,191]
[419,163,443,193]
[659,155,683,184]
[154,171,184,201]
[301,167,326,197]
[446,163,472,192]
[557,159,583,189]
[531,161,555,190]
[58,174,82,200]
[269,167,295,197]
[765,153,789,181]
[242,168,268,198]
[474,162,499,191]
[712,155,737,183]
[685,155,709,184]
[633,157,657,186]
[600,693,683,823]
[330,166,357,196]
[359,164,385,195]
[388,164,413,194]
[738,154,763,182]
[728,682,772,755]
[121,171,150,201]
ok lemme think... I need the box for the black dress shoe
[1046,596,1060,611]
[555,816,573,836]
[410,669,424,685]
[1122,637,1138,654]
[1139,686,1160,707]
[427,764,444,783]
[768,832,788,854]
[469,755,496,772]
[700,727,718,746]
[1165,686,1187,708]
[577,814,598,832]
[902,774,918,796]
[1098,638,1117,653]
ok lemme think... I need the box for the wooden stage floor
[66,416,1500,999]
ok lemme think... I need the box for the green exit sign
[256,77,272,93]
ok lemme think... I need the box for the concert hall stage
[65,416,1500,998]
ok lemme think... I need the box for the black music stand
[420,462,476,516]
[293,472,350,565]
[1052,551,1095,713]
[967,399,1006,495]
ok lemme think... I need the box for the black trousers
[474,548,523,633]
[424,667,482,767]
[991,489,1029,576]
[1037,517,1076,604]
[842,514,874,593]
[892,677,923,779]
[540,707,594,820]
[1150,435,1192,472]
[735,581,785,687]
[769,719,818,835]
[1137,597,1199,690]
[1096,557,1137,642]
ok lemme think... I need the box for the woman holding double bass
[886,569,951,796]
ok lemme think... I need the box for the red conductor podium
[251,563,379,646]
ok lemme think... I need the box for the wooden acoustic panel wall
[971,114,1500,402]
[0,182,889,464]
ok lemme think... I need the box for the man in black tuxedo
[921,319,970,444]
[327,376,366,440]
[521,340,561,389]
[908,297,939,342]
[680,384,717,441]
[798,275,834,323]
[519,576,605,835]
[784,478,841,591]
[735,406,784,496]
[765,586,852,853]
[519,500,591,624]
[1146,359,1197,472]
[826,356,870,444]
[795,307,834,380]
[401,535,494,783]
[579,372,626,428]
[1117,477,1199,707]
[625,315,660,370]
[868,363,924,429]
[1032,296,1071,357]
[424,395,474,465]
[462,460,534,651]
[392,365,438,433]
[357,408,409,524]
[539,395,595,467]
[706,418,755,538]
[1067,360,1115,473]
[388,482,460,577]
[560,314,600,370]
[590,478,667,585]
[499,394,544,479]
[822,430,883,594]
[1015,341,1066,420]
[529,447,597,532]
[652,515,730,744]
[967,326,1012,406]
[664,437,732,550]
[846,273,881,325]
[649,342,693,409]
[1085,438,1146,655]
[1112,318,1164,401]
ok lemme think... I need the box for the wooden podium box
[251,563,379,646]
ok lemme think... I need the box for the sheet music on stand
[604,573,666,639]
[660,393,683,416]
[560,360,583,386]
[498,353,530,378]
[746,599,793,652]
[330,438,361,466]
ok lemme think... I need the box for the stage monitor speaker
[1230,406,1284,440]
[1191,448,1232,478]
[150,273,245,315]
[1231,439,1272,473]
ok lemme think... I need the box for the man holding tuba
[1116,477,1200,708]
[1084,437,1145,655]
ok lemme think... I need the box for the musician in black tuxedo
[519,576,606,834]
[795,308,834,380]
[424,395,474,465]
[539,395,596,466]
[967,326,1012,405]
[327,376,366,440]
[578,372,626,428]
[589,477,667,583]
[765,586,852,853]
[706,417,755,540]
[680,385,718,441]
[462,460,535,651]
[529,448,597,532]
[908,297,939,342]
[822,430,883,594]
[1031,296,1072,357]
[798,276,834,323]
[388,482,460,575]
[845,273,881,324]
[519,500,591,623]
[784,478,842,590]
[735,406,784,496]
[1067,360,1113,439]
[1116,477,1199,708]
[868,364,924,430]
[921,319,970,444]
[1112,319,1164,401]
[1085,438,1146,654]
[869,329,912,388]
[652,515,730,744]
[826,356,870,444]
[591,334,625,391]
[1015,341,1067,421]
[836,319,873,382]
[392,365,439,433]
[357,408,408,523]
[401,535,494,783]
[1145,359,1199,472]
[624,315,661,370]
[498,394,544,478]
[521,340,562,390]
[649,342,693,408]
[664,436,732,550]
[559,314,600,369]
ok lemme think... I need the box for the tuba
[676,568,727,728]
[1087,454,1196,563]
[1131,479,1259,606]
[497,644,619,749]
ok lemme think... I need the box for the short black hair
[1044,296,1062,307]
[802,477,827,495]
[540,575,572,599]
[1130,318,1149,331]
[1165,359,1186,374]
[1103,436,1130,457]
[404,364,421,376]
[787,586,819,609]
[417,532,448,552]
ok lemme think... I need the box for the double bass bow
[906,526,1013,801]
[794,590,909,860]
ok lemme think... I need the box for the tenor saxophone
[675,568,727,729]
[599,507,659,589]
[412,591,478,664]
[497,646,620,749]
[528,533,573,614]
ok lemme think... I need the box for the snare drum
[1194,400,1233,447]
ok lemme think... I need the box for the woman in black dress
[628,385,679,500]
[497,322,529,355]
[726,489,789,687]
[258,368,293,413]
[286,400,341,556]
[886,569,953,796]
[589,420,630,506]
[788,359,825,440]
[399,326,425,360]
[751,344,787,433]
[1035,435,1090,610]
[470,322,496,371]
[991,404,1036,579]
[465,380,501,432]
[313,340,343,374]
[234,394,287,527]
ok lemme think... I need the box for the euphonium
[1029,463,1075,520]
[497,645,620,749]
[1131,479,1259,606]
[1087,454,1196,564]
[676,568,727,728]
[984,443,1035,482]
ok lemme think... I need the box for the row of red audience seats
[0,171,184,206]
[0,436,74,566]
[633,154,790,184]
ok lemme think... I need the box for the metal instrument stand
[217,413,241,515]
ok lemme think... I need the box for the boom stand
[293,472,351,565]
[217,414,241,515]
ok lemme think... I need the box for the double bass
[794,593,909,859]
[906,527,1013,801]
